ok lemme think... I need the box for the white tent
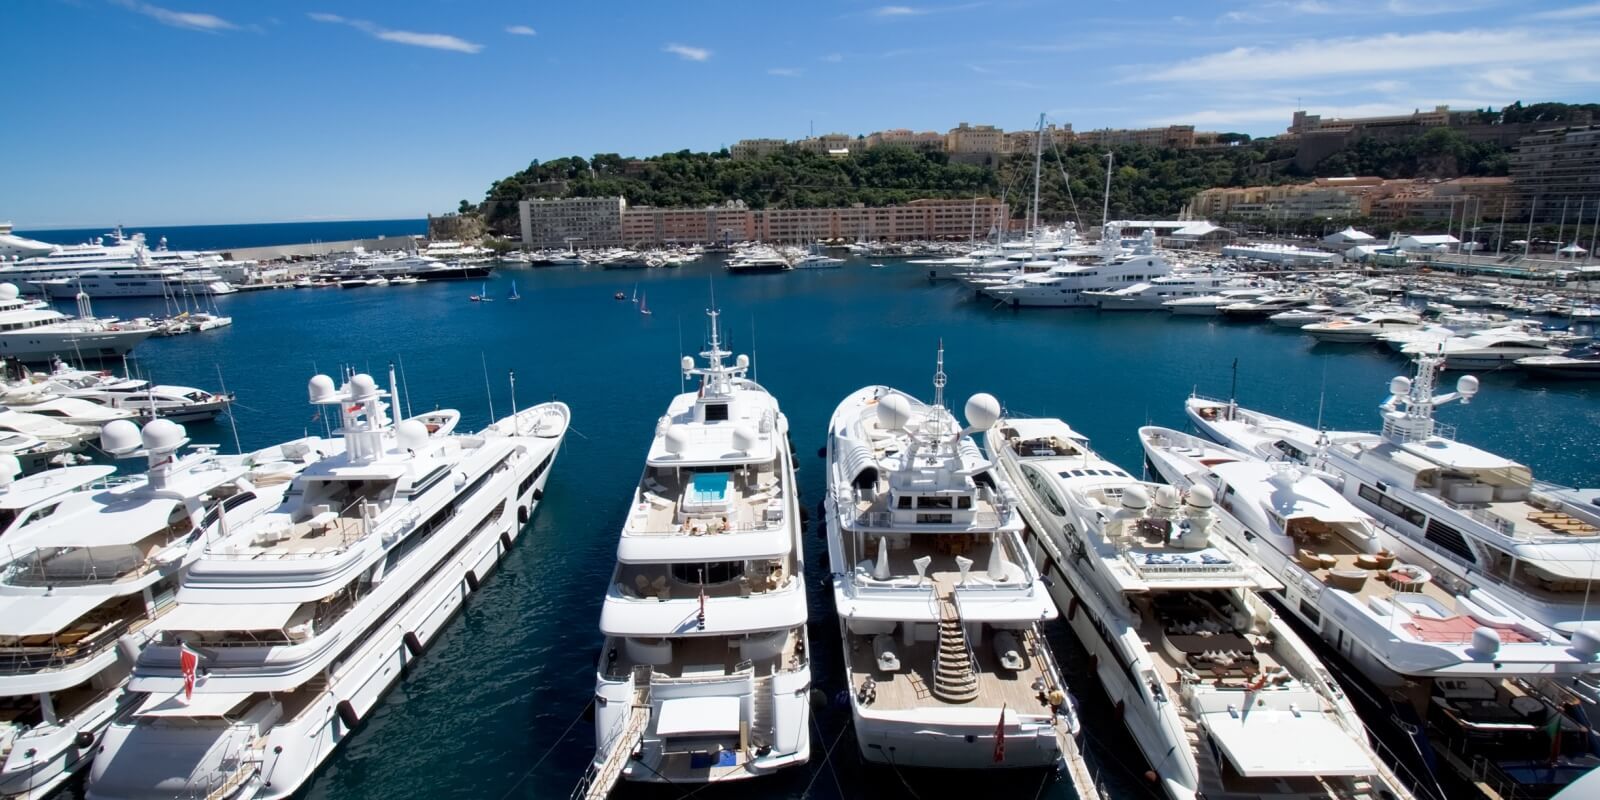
[1397,234,1460,253]
[1324,227,1375,246]
[1559,243,1588,258]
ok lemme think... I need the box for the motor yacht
[1518,344,1600,379]
[1301,310,1422,343]
[1163,288,1274,316]
[0,285,154,364]
[824,351,1071,769]
[1218,295,1311,320]
[982,227,1170,308]
[989,418,1400,800]
[1086,272,1252,311]
[0,422,308,800]
[1401,330,1562,370]
[587,307,810,786]
[86,371,568,800]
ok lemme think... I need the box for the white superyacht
[824,350,1072,769]
[981,226,1172,308]
[989,417,1404,800]
[86,370,568,800]
[0,285,154,364]
[587,307,810,787]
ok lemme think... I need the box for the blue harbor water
[54,256,1599,800]
[17,219,428,250]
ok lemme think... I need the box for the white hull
[43,279,235,299]
[1,687,134,800]
[0,327,155,362]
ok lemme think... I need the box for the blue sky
[7,0,1600,227]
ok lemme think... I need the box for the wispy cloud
[820,52,844,63]
[505,25,537,36]
[307,12,483,53]
[663,43,711,61]
[1385,0,1498,15]
[767,67,802,77]
[1136,29,1600,83]
[870,3,985,18]
[113,0,236,32]
[1530,2,1600,20]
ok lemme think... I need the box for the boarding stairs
[932,579,979,703]
[576,669,652,800]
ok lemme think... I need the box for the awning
[0,593,108,636]
[655,696,741,737]
[136,690,255,718]
[836,437,878,486]
[1201,709,1374,777]
[28,497,186,547]
[159,602,301,632]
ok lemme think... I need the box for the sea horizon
[15,217,431,251]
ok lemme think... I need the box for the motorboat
[1086,272,1254,311]
[1518,345,1600,379]
[86,370,568,800]
[0,284,154,364]
[586,306,810,786]
[1218,294,1311,320]
[1402,329,1562,370]
[1301,310,1422,343]
[983,227,1171,308]
[1163,288,1274,316]
[824,349,1071,769]
[988,418,1401,800]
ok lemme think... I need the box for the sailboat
[630,283,639,304]
[508,280,521,301]
[469,281,492,302]
[639,291,652,315]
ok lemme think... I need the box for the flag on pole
[993,704,1007,764]
[180,643,200,702]
[697,582,707,631]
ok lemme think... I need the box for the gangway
[572,670,652,800]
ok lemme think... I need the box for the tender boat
[1518,344,1600,379]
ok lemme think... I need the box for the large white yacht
[982,226,1171,308]
[86,370,568,800]
[587,307,810,787]
[0,285,155,364]
[1141,426,1600,800]
[1085,272,1253,311]
[0,421,308,800]
[824,351,1072,769]
[0,228,236,299]
[989,417,1403,800]
[1301,310,1423,343]
[1186,356,1600,637]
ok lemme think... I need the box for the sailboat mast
[1031,112,1045,237]
[1101,152,1115,228]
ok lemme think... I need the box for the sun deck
[627,465,783,535]
[844,626,1056,713]
[604,628,804,679]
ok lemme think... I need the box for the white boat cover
[136,690,255,717]
[0,593,106,636]
[655,696,741,737]
[1201,709,1374,777]
[159,601,300,632]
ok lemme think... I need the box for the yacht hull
[0,328,155,363]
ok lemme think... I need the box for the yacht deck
[845,628,1055,713]
[629,468,782,535]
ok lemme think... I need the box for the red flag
[993,703,1007,764]
[346,403,363,414]
[180,643,200,702]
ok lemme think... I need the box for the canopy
[0,593,107,636]
[835,437,878,487]
[1201,710,1374,777]
[26,497,185,547]
[159,601,301,632]
[655,696,740,737]
[136,690,254,718]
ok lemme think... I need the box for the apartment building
[1511,126,1600,222]
[518,196,627,248]
[864,128,946,152]
[798,133,863,157]
[1075,125,1197,149]
[1003,123,1074,154]
[730,138,788,160]
[1188,178,1378,220]
[944,122,1006,164]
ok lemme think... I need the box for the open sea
[49,252,1600,800]
[16,219,428,251]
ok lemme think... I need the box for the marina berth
[824,352,1074,771]
[989,417,1405,800]
[85,371,567,800]
[587,306,810,789]
[0,420,305,800]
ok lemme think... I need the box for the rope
[497,698,593,800]
[801,715,851,798]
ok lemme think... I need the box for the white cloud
[874,5,920,15]
[1385,0,1497,14]
[307,12,482,53]
[870,3,985,18]
[820,52,844,63]
[1531,2,1600,19]
[114,1,236,32]
[768,67,802,77]
[663,43,711,61]
[1137,29,1600,83]
[1219,10,1264,23]
[505,25,537,36]
[1477,67,1533,91]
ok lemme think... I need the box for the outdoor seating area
[632,466,781,535]
[1525,508,1598,535]
[1148,593,1270,682]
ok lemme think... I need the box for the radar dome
[736,354,750,369]
[1569,626,1600,660]
[349,374,378,400]
[307,374,336,403]
[1186,485,1215,509]
[732,425,757,453]
[878,394,912,432]
[100,419,142,455]
[1155,485,1181,510]
[1470,626,1502,656]
[397,419,429,452]
[0,454,20,486]
[964,393,1001,432]
[681,356,695,371]
[1389,376,1412,397]
[1456,374,1480,398]
[664,425,689,455]
[140,418,188,452]
[0,284,18,301]
[1121,485,1150,511]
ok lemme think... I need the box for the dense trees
[1311,128,1509,180]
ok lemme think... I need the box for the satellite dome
[1470,626,1502,656]
[878,394,912,432]
[1456,374,1479,398]
[1389,376,1412,397]
[1155,485,1181,510]
[964,393,1001,432]
[1569,626,1600,660]
[664,425,689,455]
[1186,485,1215,508]
[396,419,429,452]
[349,374,378,400]
[732,426,757,453]
[0,454,20,485]
[681,356,695,371]
[1121,485,1150,511]
[141,418,188,452]
[100,419,142,455]
[0,284,17,301]
[736,354,750,369]
[307,374,336,403]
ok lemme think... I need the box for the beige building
[1288,106,1455,137]
[1075,125,1197,150]
[1003,124,1074,154]
[1188,178,1376,220]
[730,138,789,160]
[519,196,627,248]
[865,128,946,152]
[798,133,863,157]
[945,122,1005,164]
[596,198,1007,245]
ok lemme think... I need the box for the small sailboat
[869,263,885,268]
[630,283,639,304]
[639,291,652,316]
[469,281,493,303]
[508,280,521,301]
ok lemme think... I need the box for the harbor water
[55,256,1599,800]
[17,219,428,251]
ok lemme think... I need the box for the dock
[572,682,651,800]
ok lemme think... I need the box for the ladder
[578,702,650,800]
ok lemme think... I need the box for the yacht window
[918,496,954,509]
[703,403,730,422]
[958,496,972,510]
[670,561,745,584]
[0,508,16,531]
[18,503,59,528]
[896,495,913,509]
[916,513,953,524]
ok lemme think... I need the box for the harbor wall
[222,236,421,262]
